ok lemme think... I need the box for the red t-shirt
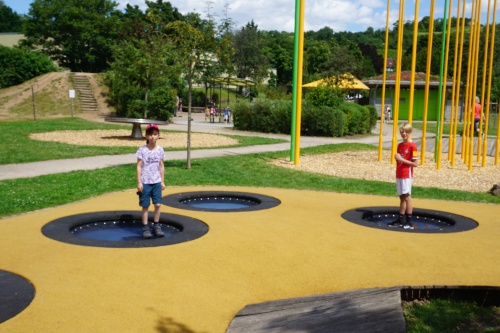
[396,141,418,179]
[474,103,482,119]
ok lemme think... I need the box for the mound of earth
[0,72,111,122]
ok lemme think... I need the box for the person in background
[474,96,483,135]
[177,98,183,117]
[174,95,179,117]
[224,106,230,124]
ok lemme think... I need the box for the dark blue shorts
[139,183,162,207]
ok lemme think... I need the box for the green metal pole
[290,0,301,162]
[435,0,449,162]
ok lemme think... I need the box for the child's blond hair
[399,123,413,134]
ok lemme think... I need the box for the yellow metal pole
[293,0,305,165]
[421,0,436,166]
[462,0,476,163]
[378,0,392,162]
[408,0,420,124]
[449,0,464,166]
[436,0,454,169]
[479,0,494,165]
[468,0,482,170]
[391,0,406,165]
[476,0,486,163]
[456,0,468,163]
[485,0,498,165]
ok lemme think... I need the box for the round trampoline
[162,191,281,212]
[0,270,35,324]
[42,211,209,248]
[341,207,478,233]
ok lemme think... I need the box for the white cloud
[63,0,500,33]
[7,0,499,33]
[115,0,401,32]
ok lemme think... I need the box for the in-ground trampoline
[162,191,281,212]
[0,270,35,324]
[341,206,478,233]
[42,211,209,248]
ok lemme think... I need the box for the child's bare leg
[152,203,164,237]
[404,195,413,215]
[399,195,407,215]
[401,194,414,228]
[141,206,149,225]
[153,203,161,222]
[141,206,152,238]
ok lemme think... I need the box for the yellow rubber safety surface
[1,186,499,332]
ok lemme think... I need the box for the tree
[21,0,119,72]
[0,1,23,32]
[233,21,269,82]
[304,40,331,79]
[167,13,217,169]
[261,30,294,87]
[212,3,237,99]
[106,10,180,120]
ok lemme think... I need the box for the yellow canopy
[302,74,369,90]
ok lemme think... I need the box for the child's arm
[394,154,419,167]
[159,159,165,190]
[136,158,143,192]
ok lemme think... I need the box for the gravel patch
[30,130,238,148]
[269,150,499,193]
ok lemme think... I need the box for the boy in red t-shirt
[388,123,419,229]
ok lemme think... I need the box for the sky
[4,0,497,33]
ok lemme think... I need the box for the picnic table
[105,117,168,139]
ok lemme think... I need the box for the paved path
[0,114,409,180]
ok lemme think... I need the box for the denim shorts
[139,183,162,207]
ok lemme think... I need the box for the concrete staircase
[73,73,98,112]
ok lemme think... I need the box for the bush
[189,90,207,107]
[304,84,344,108]
[233,99,291,134]
[0,46,57,88]
[302,103,345,137]
[146,86,177,120]
[366,104,378,129]
[105,71,175,120]
[338,102,375,135]
[233,98,373,137]
[232,101,253,130]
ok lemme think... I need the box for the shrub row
[232,99,377,137]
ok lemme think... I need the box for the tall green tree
[0,1,23,32]
[233,21,269,82]
[261,30,294,87]
[107,10,180,120]
[21,0,119,72]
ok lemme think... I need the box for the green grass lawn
[404,298,499,333]
[0,117,285,164]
